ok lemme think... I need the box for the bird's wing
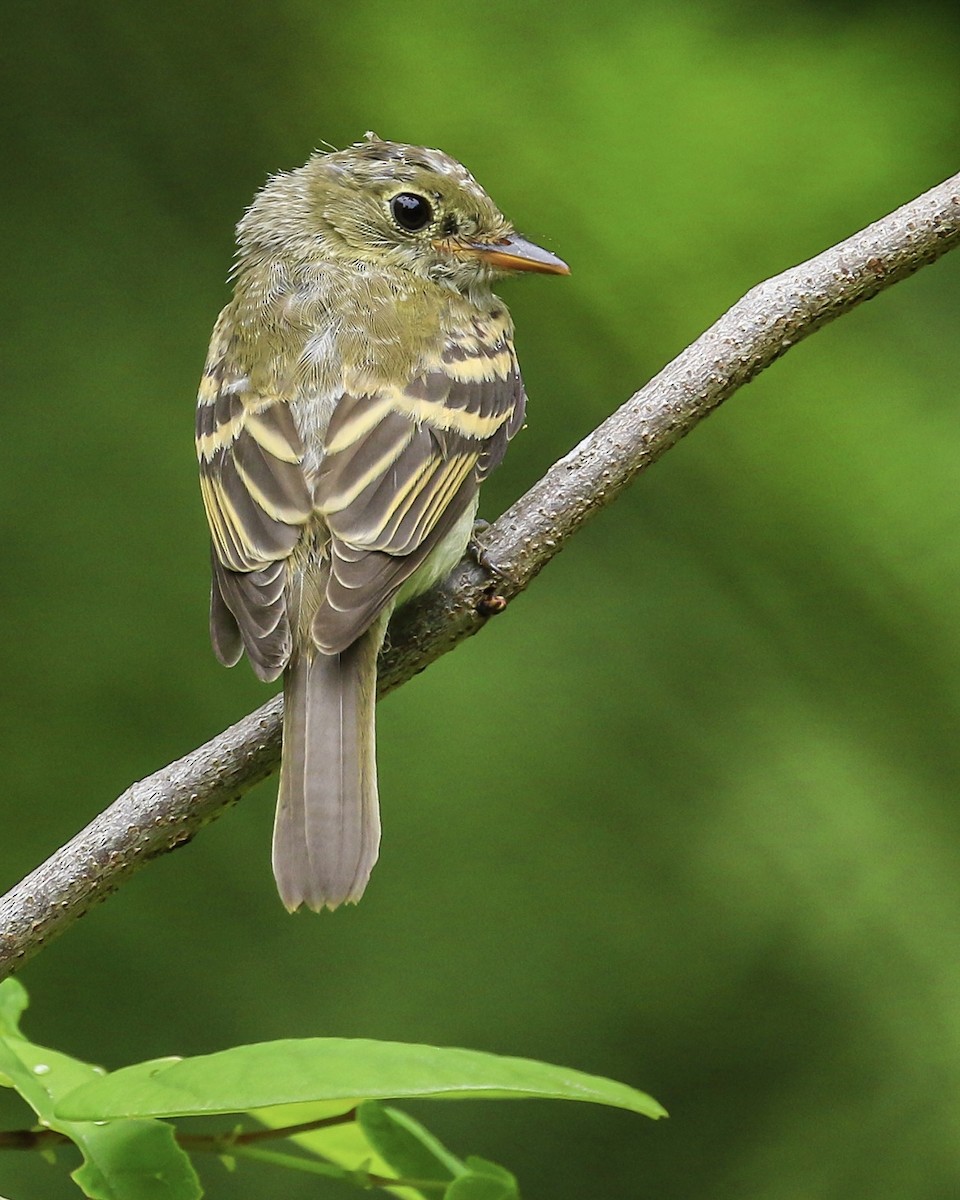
[313,310,526,654]
[196,312,314,681]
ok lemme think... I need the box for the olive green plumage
[196,134,568,911]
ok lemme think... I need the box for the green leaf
[357,1100,463,1194]
[449,1157,519,1198]
[445,1168,518,1200]
[463,1157,515,1184]
[55,1038,666,1123]
[70,1121,201,1200]
[0,977,29,1037]
[0,999,201,1200]
[250,1101,414,1195]
[0,1034,107,1115]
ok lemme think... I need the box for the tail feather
[273,623,383,911]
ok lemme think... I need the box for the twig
[0,1108,357,1153]
[1,171,958,978]
[175,1108,358,1150]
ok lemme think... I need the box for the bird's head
[236,134,568,293]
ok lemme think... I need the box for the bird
[195,134,568,912]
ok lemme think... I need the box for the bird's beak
[439,232,570,275]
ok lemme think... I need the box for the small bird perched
[196,134,568,911]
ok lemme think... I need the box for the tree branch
[2,172,958,978]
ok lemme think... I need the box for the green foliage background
[4,2,960,1196]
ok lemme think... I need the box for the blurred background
[4,2,960,1197]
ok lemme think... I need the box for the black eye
[390,192,434,232]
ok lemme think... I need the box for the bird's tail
[273,625,383,911]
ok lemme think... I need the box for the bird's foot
[468,521,511,617]
[467,520,497,574]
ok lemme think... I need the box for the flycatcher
[196,135,568,911]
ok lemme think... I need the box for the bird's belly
[393,498,479,610]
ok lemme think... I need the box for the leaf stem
[224,1141,448,1191]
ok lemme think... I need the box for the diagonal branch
[2,172,958,979]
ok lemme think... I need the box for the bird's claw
[467,520,501,578]
[468,522,511,617]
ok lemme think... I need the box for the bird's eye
[390,192,434,233]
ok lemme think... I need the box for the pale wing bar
[196,326,314,680]
[311,328,526,654]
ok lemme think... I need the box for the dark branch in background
[1,173,958,980]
